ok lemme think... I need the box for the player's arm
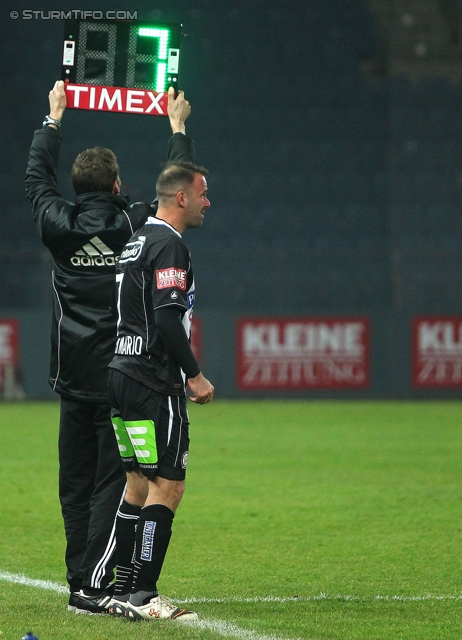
[168,87,190,135]
[166,87,196,163]
[151,238,214,403]
[138,87,196,219]
[25,81,67,235]
[154,307,200,378]
[154,307,214,404]
[45,79,66,129]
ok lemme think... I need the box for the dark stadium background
[1,0,462,398]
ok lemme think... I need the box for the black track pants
[58,398,125,591]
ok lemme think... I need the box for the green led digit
[156,62,167,92]
[127,25,170,92]
[138,27,169,59]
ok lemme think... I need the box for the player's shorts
[108,368,189,481]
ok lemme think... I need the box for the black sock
[130,504,174,604]
[113,500,141,598]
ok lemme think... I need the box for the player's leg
[106,369,150,612]
[125,394,197,621]
[58,398,97,595]
[74,407,145,615]
[145,475,184,510]
[109,468,147,609]
[78,403,126,595]
[127,476,183,605]
[106,371,196,620]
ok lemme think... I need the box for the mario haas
[115,334,143,356]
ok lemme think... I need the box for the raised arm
[25,81,68,237]
[130,88,196,221]
[166,87,195,163]
[46,80,67,129]
[168,87,191,135]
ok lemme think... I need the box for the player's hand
[48,80,67,124]
[167,87,191,135]
[187,372,214,404]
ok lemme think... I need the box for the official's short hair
[156,161,208,204]
[71,147,120,195]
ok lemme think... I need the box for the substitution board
[61,18,182,116]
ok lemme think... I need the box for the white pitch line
[0,571,68,594]
[184,618,302,640]
[0,571,299,640]
[176,593,462,604]
[1,572,461,606]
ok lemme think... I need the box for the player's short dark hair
[71,147,120,195]
[156,161,208,204]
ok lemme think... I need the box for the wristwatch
[42,115,62,129]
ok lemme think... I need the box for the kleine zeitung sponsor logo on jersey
[237,317,370,390]
[413,316,462,387]
[156,268,187,290]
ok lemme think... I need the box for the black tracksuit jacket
[25,126,195,404]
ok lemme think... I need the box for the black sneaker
[67,592,80,612]
[75,590,113,615]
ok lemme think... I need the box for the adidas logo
[71,236,118,267]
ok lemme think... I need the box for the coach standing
[25,80,195,613]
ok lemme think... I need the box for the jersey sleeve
[167,133,195,164]
[149,236,191,311]
[154,307,201,378]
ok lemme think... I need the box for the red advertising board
[64,84,169,116]
[237,317,370,390]
[413,316,462,387]
[0,319,19,366]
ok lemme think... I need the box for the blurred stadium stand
[1,0,462,396]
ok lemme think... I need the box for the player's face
[184,174,210,228]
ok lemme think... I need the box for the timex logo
[65,84,167,116]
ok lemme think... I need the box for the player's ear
[113,178,121,195]
[176,190,186,207]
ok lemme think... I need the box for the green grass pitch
[0,400,461,639]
